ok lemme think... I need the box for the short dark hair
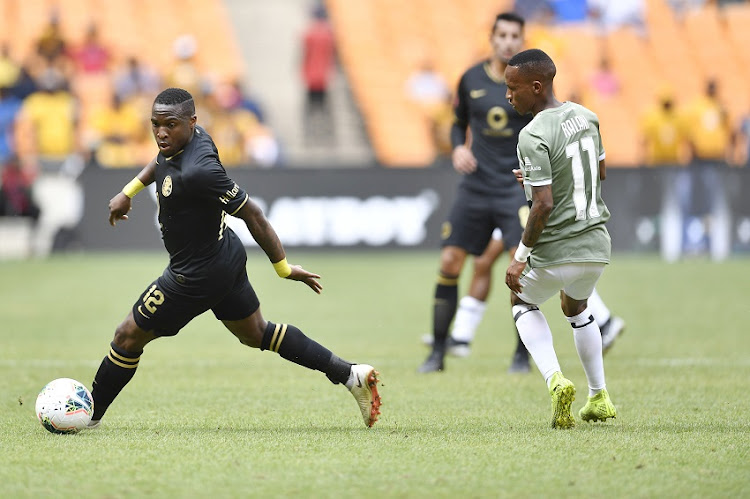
[154,87,195,115]
[508,48,556,82]
[492,12,525,33]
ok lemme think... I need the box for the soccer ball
[35,378,94,434]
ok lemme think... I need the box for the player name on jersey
[560,115,591,138]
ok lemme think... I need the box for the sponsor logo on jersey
[523,157,542,171]
[162,175,173,197]
[219,183,240,205]
[470,89,487,99]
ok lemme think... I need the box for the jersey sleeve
[184,152,249,215]
[518,128,552,187]
[591,112,605,161]
[450,72,470,147]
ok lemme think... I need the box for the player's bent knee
[440,248,466,276]
[112,316,153,352]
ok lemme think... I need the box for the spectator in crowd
[0,45,20,89]
[88,93,148,168]
[9,65,38,101]
[15,71,79,167]
[35,13,67,63]
[513,0,553,22]
[404,55,452,158]
[660,79,734,262]
[113,56,162,102]
[640,88,686,165]
[547,0,589,23]
[0,86,22,163]
[230,79,266,123]
[167,34,202,97]
[301,4,336,146]
[0,154,40,221]
[405,56,451,107]
[71,24,110,74]
[589,56,620,99]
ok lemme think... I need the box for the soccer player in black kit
[87,88,381,428]
[419,12,624,373]
[419,12,531,374]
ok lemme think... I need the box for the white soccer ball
[35,378,94,434]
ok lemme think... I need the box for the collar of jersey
[483,61,504,83]
[165,149,185,161]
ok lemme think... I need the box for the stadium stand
[326,0,750,167]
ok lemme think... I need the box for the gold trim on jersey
[229,193,249,216]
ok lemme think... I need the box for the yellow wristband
[122,178,145,198]
[272,258,292,278]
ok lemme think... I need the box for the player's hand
[505,259,526,294]
[452,145,477,174]
[286,264,323,294]
[512,168,524,186]
[109,192,132,227]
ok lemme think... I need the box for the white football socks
[451,296,487,343]
[512,304,560,385]
[567,308,606,397]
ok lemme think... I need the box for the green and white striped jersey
[516,101,611,268]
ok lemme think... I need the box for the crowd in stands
[0,9,280,257]
[404,0,750,169]
[0,11,277,194]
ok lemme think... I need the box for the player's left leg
[222,308,381,428]
[561,265,616,423]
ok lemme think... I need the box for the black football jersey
[453,60,532,198]
[153,126,249,288]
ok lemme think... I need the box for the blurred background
[0,0,749,261]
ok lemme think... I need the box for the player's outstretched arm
[109,157,158,226]
[235,200,323,294]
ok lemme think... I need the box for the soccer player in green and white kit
[503,49,617,429]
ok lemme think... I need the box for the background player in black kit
[87,88,381,429]
[419,13,531,374]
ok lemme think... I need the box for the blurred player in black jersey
[87,88,381,429]
[419,13,624,374]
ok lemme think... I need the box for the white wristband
[514,242,532,263]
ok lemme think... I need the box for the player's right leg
[512,268,575,428]
[418,245,466,373]
[89,277,202,427]
[448,233,505,357]
[89,312,157,427]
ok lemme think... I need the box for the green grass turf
[1,251,748,497]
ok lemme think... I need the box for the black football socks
[261,321,351,385]
[432,274,459,351]
[91,342,141,420]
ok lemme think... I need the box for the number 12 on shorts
[565,136,600,221]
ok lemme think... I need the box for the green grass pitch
[1,251,748,497]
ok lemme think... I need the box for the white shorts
[516,262,606,305]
